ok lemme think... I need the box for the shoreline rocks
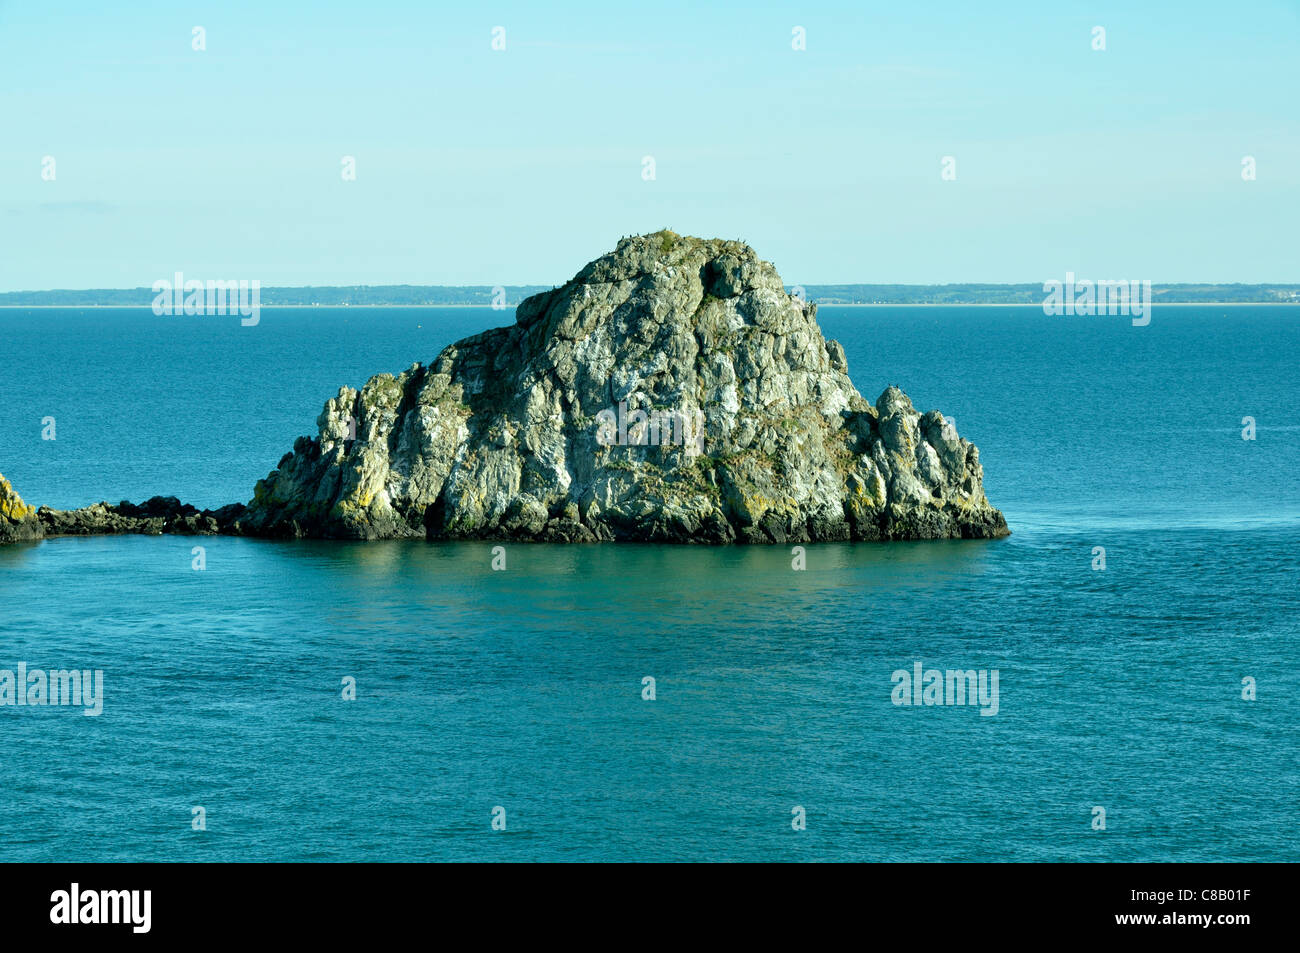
[2,232,1009,546]
[1,479,247,544]
[36,497,247,539]
[0,475,43,544]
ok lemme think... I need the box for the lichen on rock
[0,474,43,544]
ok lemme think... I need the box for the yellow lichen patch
[0,475,36,521]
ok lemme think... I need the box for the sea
[0,304,1296,861]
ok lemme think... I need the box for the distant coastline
[2,283,1298,308]
[3,302,1299,310]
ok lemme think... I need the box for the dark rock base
[16,497,1009,546]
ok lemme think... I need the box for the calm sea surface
[1,305,1296,861]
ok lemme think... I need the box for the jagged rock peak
[238,232,1009,544]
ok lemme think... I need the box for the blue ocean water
[1,305,1297,861]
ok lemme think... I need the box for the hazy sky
[1,0,1296,290]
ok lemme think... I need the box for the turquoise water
[1,305,1297,861]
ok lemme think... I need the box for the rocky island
[2,232,1007,546]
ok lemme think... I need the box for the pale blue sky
[1,0,1296,290]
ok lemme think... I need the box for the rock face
[240,232,1008,543]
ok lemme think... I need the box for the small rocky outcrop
[0,475,43,544]
[0,475,246,543]
[240,232,1008,543]
[36,497,246,537]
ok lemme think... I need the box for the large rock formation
[239,232,1008,543]
[1,233,1009,546]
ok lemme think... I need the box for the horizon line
[4,280,1300,295]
